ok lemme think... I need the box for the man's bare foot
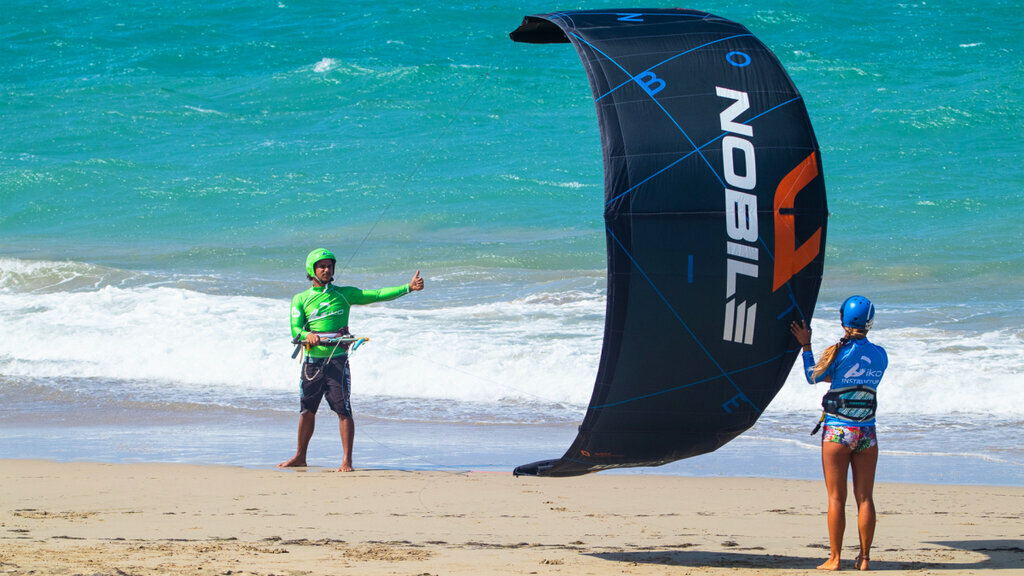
[816,556,841,570]
[855,555,870,571]
[336,462,354,472]
[278,457,307,468]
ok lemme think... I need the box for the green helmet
[305,248,336,278]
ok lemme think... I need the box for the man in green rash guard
[278,248,424,472]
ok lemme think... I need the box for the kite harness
[810,385,878,435]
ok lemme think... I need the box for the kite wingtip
[512,458,559,477]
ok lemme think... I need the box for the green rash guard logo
[309,302,346,322]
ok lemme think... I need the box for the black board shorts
[299,356,351,416]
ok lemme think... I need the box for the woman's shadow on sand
[588,539,1024,571]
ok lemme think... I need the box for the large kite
[511,9,828,477]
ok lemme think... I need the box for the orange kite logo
[773,152,823,292]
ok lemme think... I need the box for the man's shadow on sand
[588,539,1024,571]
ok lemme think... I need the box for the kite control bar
[291,335,370,359]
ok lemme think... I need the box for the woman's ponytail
[811,327,868,380]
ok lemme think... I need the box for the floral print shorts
[822,425,877,453]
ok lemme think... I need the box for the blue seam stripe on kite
[605,142,713,206]
[595,34,754,102]
[591,351,787,410]
[566,31,722,189]
[604,94,806,207]
[606,226,760,414]
[566,30,712,153]
[749,95,804,123]
[552,11,726,22]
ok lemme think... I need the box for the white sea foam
[183,105,227,116]
[0,268,601,410]
[1,258,1021,419]
[769,318,1024,416]
[312,58,336,73]
[0,285,292,389]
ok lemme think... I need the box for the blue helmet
[840,295,875,329]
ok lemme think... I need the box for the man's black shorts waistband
[305,355,347,364]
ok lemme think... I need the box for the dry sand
[1,459,1021,575]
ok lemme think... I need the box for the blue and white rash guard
[802,338,888,427]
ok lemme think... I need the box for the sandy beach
[1,460,1021,575]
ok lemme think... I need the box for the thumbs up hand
[409,270,424,292]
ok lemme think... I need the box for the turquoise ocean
[2,0,1021,485]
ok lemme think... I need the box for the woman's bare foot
[816,555,841,570]
[278,456,307,468]
[336,462,354,472]
[855,554,870,570]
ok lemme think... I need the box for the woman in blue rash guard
[790,296,888,571]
